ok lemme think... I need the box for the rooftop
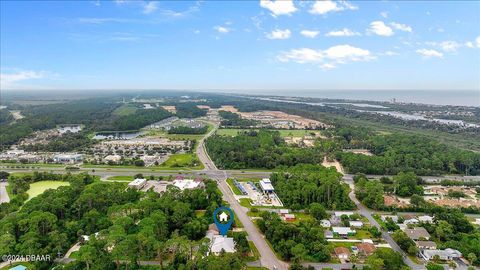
[405,227,431,240]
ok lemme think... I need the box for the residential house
[332,227,356,237]
[334,247,351,261]
[283,214,295,221]
[405,227,431,241]
[416,241,437,250]
[381,215,399,223]
[356,243,376,257]
[208,235,236,255]
[418,215,434,223]
[350,221,364,228]
[421,249,462,261]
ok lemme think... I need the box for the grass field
[106,175,134,181]
[161,153,204,169]
[27,181,70,201]
[216,128,317,138]
[226,178,242,195]
[113,104,137,116]
[239,198,253,208]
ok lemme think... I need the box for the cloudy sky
[1,0,479,91]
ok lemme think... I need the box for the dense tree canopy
[271,164,355,210]
[336,133,480,175]
[206,130,325,169]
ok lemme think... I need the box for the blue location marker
[213,206,234,236]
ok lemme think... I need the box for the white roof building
[418,215,434,223]
[332,227,356,235]
[404,218,419,225]
[421,249,462,261]
[128,178,147,189]
[104,154,122,163]
[259,178,274,192]
[208,235,236,255]
[350,221,364,228]
[475,218,480,225]
[172,179,202,190]
[381,215,399,223]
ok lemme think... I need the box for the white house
[404,218,419,225]
[332,227,356,237]
[208,235,236,255]
[475,218,480,225]
[418,215,434,223]
[421,249,462,261]
[350,221,364,228]
[128,178,147,189]
[381,215,399,223]
[104,154,121,163]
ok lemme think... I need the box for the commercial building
[172,179,204,190]
[128,178,147,190]
[259,178,274,194]
[53,153,83,164]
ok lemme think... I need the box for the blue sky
[1,0,479,91]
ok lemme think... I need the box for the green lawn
[161,153,204,169]
[355,229,373,239]
[113,104,138,116]
[289,212,314,224]
[226,178,242,195]
[0,162,64,168]
[27,181,70,201]
[239,198,253,208]
[106,175,134,181]
[195,210,206,217]
[216,128,317,138]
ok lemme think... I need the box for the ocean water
[248,90,480,107]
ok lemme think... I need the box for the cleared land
[216,128,318,138]
[113,104,138,116]
[27,181,70,201]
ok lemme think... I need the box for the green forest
[0,172,250,270]
[205,130,325,169]
[335,132,480,175]
[271,164,354,210]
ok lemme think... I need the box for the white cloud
[476,36,480,48]
[325,28,360,37]
[426,40,462,53]
[266,29,291,39]
[277,44,373,69]
[465,41,474,48]
[416,49,443,58]
[0,70,47,89]
[390,22,412,32]
[309,0,357,15]
[380,11,388,18]
[260,0,297,16]
[368,21,394,36]
[300,30,319,38]
[143,1,158,14]
[214,26,230,34]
